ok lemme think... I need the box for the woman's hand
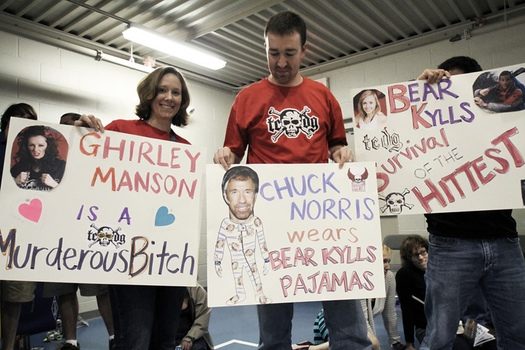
[15,171,29,185]
[41,173,59,188]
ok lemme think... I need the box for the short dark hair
[438,56,482,73]
[221,166,260,200]
[60,113,81,126]
[499,70,512,78]
[135,66,190,127]
[400,235,429,267]
[1,103,37,132]
[265,11,307,46]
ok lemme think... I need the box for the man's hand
[474,96,488,108]
[181,337,193,350]
[213,147,239,170]
[74,114,104,132]
[417,68,451,84]
[330,145,353,168]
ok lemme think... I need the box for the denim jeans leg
[257,303,293,350]
[323,299,372,350]
[111,285,155,350]
[481,238,525,350]
[150,286,185,350]
[423,235,484,350]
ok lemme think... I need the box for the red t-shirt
[105,119,190,145]
[224,77,346,164]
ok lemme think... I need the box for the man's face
[225,177,257,221]
[499,74,512,90]
[411,246,428,271]
[265,31,305,86]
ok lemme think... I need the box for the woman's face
[383,248,391,274]
[361,95,377,115]
[150,73,182,123]
[27,135,47,160]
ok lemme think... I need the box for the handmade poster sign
[352,64,525,215]
[0,118,204,286]
[206,163,384,307]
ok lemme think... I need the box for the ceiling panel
[0,0,524,90]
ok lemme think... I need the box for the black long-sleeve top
[395,264,427,344]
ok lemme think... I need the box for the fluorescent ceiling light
[122,25,226,70]
[100,52,154,73]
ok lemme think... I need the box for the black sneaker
[60,343,80,350]
[392,342,406,350]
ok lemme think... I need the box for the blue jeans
[421,235,525,350]
[257,300,372,350]
[110,285,185,350]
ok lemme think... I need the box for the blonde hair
[357,90,381,119]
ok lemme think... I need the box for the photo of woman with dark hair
[10,125,67,191]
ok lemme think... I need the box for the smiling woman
[100,66,195,350]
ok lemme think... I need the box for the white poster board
[206,163,384,307]
[352,64,525,215]
[0,118,204,286]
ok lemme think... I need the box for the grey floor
[28,301,404,349]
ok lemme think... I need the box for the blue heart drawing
[155,206,175,226]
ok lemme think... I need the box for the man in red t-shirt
[213,11,371,350]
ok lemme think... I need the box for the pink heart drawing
[18,198,43,223]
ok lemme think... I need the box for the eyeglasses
[383,258,391,264]
[412,249,428,259]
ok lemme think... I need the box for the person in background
[417,56,525,350]
[213,11,370,350]
[395,235,428,350]
[104,66,191,350]
[175,283,213,350]
[361,245,405,350]
[0,103,38,350]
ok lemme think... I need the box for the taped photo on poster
[352,63,525,215]
[206,163,385,307]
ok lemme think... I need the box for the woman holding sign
[105,66,192,350]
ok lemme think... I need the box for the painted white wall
[2,18,525,313]
[0,30,234,312]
